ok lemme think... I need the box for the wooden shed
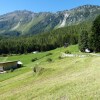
[0,61,20,72]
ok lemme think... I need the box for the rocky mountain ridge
[0,5,100,36]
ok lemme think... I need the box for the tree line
[0,17,99,54]
[79,15,100,52]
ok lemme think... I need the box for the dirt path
[61,52,100,58]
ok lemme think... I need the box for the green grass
[0,67,30,82]
[0,57,4,62]
[0,45,100,100]
[7,52,47,65]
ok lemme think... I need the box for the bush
[46,53,53,56]
[31,58,38,62]
[10,68,14,72]
[2,54,8,57]
[65,50,71,54]
[47,58,52,62]
[58,56,63,59]
[33,66,44,74]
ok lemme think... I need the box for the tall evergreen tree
[79,31,89,52]
[90,15,100,52]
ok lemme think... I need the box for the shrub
[2,54,8,57]
[10,68,14,72]
[31,58,38,62]
[47,58,52,62]
[58,56,63,59]
[33,66,44,74]
[46,53,53,56]
[65,50,71,54]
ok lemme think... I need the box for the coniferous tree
[89,15,100,52]
[79,31,89,52]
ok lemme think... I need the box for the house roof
[17,61,23,64]
[0,61,18,64]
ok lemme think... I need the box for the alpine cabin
[0,61,22,72]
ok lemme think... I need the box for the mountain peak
[71,4,100,11]
[0,5,100,36]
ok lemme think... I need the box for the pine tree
[90,15,100,52]
[79,31,89,52]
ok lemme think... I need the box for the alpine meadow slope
[0,45,100,100]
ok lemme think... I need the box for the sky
[0,0,100,15]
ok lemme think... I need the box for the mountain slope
[0,5,100,36]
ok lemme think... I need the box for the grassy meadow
[0,45,100,100]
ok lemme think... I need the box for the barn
[0,61,23,72]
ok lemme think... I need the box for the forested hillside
[0,21,92,54]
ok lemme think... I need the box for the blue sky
[0,0,100,15]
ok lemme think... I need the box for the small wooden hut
[0,61,22,72]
